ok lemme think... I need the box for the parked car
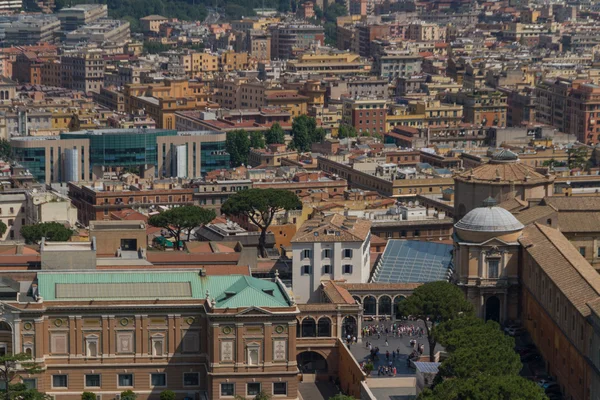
[537,379,556,389]
[506,327,526,336]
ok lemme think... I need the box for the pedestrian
[393,366,397,376]
[385,339,389,347]
[386,350,390,361]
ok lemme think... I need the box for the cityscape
[0,0,595,399]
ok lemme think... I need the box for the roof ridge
[534,223,600,295]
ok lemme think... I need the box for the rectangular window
[248,383,261,396]
[343,265,353,274]
[488,259,499,279]
[85,374,100,388]
[221,383,235,396]
[273,382,287,396]
[302,249,311,259]
[118,374,133,387]
[52,375,68,388]
[302,265,311,275]
[151,373,166,387]
[343,249,353,258]
[323,249,331,258]
[580,247,586,256]
[183,372,199,386]
[323,265,331,274]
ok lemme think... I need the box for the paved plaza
[348,320,435,378]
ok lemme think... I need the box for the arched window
[363,296,376,315]
[394,296,406,319]
[151,334,165,356]
[379,296,392,316]
[317,318,331,337]
[301,317,316,337]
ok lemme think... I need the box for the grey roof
[414,362,441,373]
[454,206,524,233]
[371,240,453,284]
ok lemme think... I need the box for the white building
[291,214,371,303]
[0,193,26,241]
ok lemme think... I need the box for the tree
[567,146,589,170]
[20,222,73,245]
[337,124,357,139]
[0,221,6,237]
[149,205,216,248]
[82,392,98,400]
[7,383,50,400]
[290,115,323,152]
[221,189,301,257]
[159,390,176,400]
[235,390,271,400]
[329,396,356,400]
[419,375,547,400]
[120,390,137,400]
[398,281,473,361]
[0,353,43,400]
[0,139,11,161]
[250,131,266,149]
[265,122,286,145]
[226,130,251,167]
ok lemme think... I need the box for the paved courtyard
[348,320,436,378]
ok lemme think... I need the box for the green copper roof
[37,271,291,308]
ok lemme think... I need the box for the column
[336,313,342,339]
[167,316,176,355]
[357,313,363,342]
[13,318,20,355]
[34,318,44,361]
[235,323,244,367]
[264,323,272,363]
[480,295,485,319]
[375,297,379,320]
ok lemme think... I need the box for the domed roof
[454,205,525,233]
[455,161,553,185]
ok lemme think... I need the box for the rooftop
[455,204,524,233]
[292,214,371,243]
[37,271,292,308]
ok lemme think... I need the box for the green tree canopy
[226,129,251,167]
[221,188,301,257]
[159,390,176,400]
[265,122,286,145]
[20,222,73,244]
[0,221,6,238]
[250,131,266,149]
[419,374,547,400]
[0,353,43,400]
[82,392,97,400]
[398,281,473,361]
[567,146,589,170]
[337,124,357,139]
[290,115,325,152]
[329,395,356,400]
[149,205,216,248]
[120,390,137,400]
[0,138,11,161]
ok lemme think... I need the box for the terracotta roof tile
[455,161,552,185]
[292,214,371,243]
[321,280,356,304]
[515,205,555,226]
[519,223,600,317]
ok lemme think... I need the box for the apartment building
[57,4,108,31]
[269,24,324,60]
[64,19,131,45]
[377,53,423,79]
[60,51,106,94]
[446,89,508,127]
[292,214,371,303]
[4,16,61,45]
[139,14,168,33]
[566,83,600,145]
[342,97,388,136]
[286,52,370,76]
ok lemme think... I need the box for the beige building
[0,193,26,241]
[140,15,168,33]
[453,149,555,218]
[454,198,523,323]
[286,52,370,75]
[180,52,218,74]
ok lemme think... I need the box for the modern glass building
[12,129,229,183]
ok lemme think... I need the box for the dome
[454,205,524,233]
